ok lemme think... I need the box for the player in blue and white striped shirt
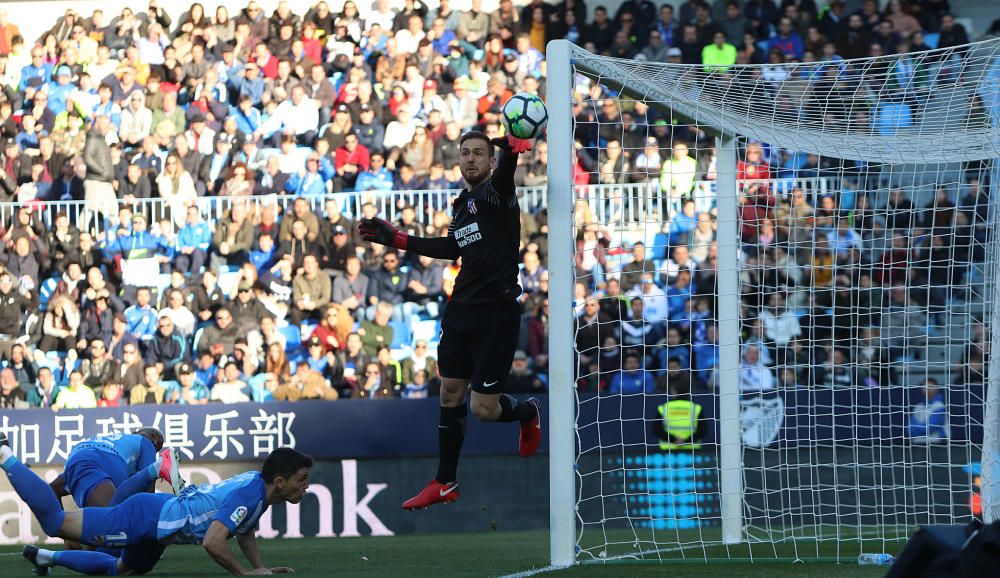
[49,429,185,508]
[0,435,311,576]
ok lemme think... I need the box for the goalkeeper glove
[358,218,408,250]
[492,135,533,154]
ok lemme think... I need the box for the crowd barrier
[0,177,840,235]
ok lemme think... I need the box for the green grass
[0,531,893,577]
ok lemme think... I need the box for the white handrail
[0,177,838,236]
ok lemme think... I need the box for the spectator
[353,361,394,399]
[78,338,117,390]
[359,302,395,358]
[210,201,254,270]
[402,254,444,322]
[280,362,340,401]
[39,295,80,355]
[739,344,775,392]
[278,198,320,243]
[290,253,331,325]
[456,0,489,47]
[131,364,168,404]
[332,255,368,319]
[52,370,97,410]
[26,366,61,408]
[254,84,318,146]
[618,242,653,294]
[167,362,209,404]
[909,378,947,443]
[400,339,439,387]
[308,305,352,354]
[175,206,212,275]
[768,17,805,60]
[277,218,321,272]
[144,314,186,379]
[210,361,251,403]
[609,353,655,394]
[124,287,158,342]
[0,367,27,408]
[702,31,738,72]
[575,297,612,372]
[333,131,369,192]
[505,350,545,393]
[365,250,407,321]
[199,305,240,360]
[936,13,969,50]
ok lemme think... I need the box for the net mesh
[565,39,1000,562]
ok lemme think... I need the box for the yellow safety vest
[658,400,702,451]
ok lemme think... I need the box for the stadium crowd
[0,0,993,411]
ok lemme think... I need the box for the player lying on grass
[0,434,311,576]
[50,429,186,510]
[360,132,541,510]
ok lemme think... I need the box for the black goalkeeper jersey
[447,151,522,306]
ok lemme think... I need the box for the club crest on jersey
[467,199,478,215]
[231,506,248,525]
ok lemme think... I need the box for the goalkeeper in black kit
[360,132,541,510]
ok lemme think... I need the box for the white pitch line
[497,544,691,578]
[496,564,565,578]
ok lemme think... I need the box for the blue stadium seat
[279,324,301,347]
[279,324,304,361]
[390,320,411,350]
[649,232,669,261]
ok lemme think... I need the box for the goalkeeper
[360,132,541,510]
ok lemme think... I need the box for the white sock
[0,445,13,469]
[35,548,54,566]
[147,456,162,478]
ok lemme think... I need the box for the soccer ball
[501,93,548,140]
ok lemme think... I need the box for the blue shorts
[82,493,172,575]
[63,452,130,507]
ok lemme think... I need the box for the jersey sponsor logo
[230,506,248,525]
[455,222,482,248]
[467,199,478,215]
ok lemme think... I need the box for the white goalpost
[546,37,1000,566]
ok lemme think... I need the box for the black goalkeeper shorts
[437,299,521,394]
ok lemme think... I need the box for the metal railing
[0,177,838,235]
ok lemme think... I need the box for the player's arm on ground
[235,529,266,570]
[203,520,251,575]
[234,526,294,575]
[359,219,460,261]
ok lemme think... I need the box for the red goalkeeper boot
[519,398,542,458]
[402,480,460,510]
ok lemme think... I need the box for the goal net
[545,38,1000,565]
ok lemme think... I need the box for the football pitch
[0,531,891,577]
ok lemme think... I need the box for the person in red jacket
[333,130,370,192]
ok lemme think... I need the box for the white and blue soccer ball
[501,92,548,140]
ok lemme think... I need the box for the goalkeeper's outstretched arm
[486,135,531,203]
[359,218,461,261]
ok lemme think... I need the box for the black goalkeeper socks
[435,404,467,484]
[497,394,537,423]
